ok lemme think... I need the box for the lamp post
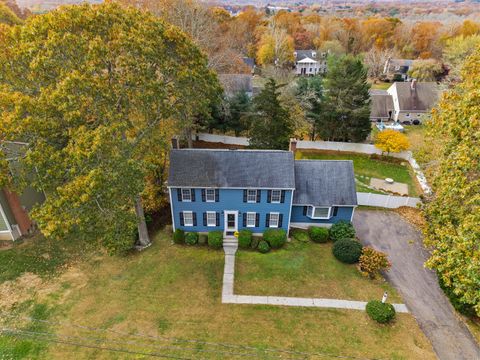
[382,291,388,304]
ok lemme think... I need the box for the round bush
[329,221,356,242]
[332,239,363,264]
[366,300,396,324]
[238,230,253,249]
[308,226,329,243]
[173,229,185,244]
[198,234,208,246]
[263,229,287,249]
[208,231,223,249]
[257,240,270,253]
[185,232,198,245]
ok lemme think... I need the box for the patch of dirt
[0,267,88,310]
[394,206,426,229]
[193,140,245,149]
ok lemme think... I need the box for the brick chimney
[289,138,297,154]
[2,189,32,235]
[171,136,180,149]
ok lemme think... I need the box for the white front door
[224,211,238,237]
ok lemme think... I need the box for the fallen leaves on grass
[395,206,426,229]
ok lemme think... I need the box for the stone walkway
[221,239,408,313]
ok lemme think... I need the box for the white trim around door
[224,210,238,238]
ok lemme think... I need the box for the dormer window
[312,51,316,58]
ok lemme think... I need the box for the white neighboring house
[386,80,440,123]
[294,50,327,76]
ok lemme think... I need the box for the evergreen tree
[319,55,371,142]
[296,75,323,140]
[226,91,252,136]
[248,79,293,150]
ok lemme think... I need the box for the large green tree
[296,75,323,140]
[423,48,480,316]
[248,79,293,150]
[318,55,371,142]
[0,3,220,253]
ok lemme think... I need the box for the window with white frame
[206,211,216,226]
[181,188,192,202]
[271,190,281,203]
[246,212,256,227]
[269,212,279,228]
[312,207,330,219]
[183,211,193,226]
[247,189,257,203]
[205,189,215,202]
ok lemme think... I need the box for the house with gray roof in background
[383,58,417,81]
[167,143,357,237]
[218,74,254,98]
[294,50,327,76]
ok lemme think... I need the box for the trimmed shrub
[198,234,208,246]
[208,231,223,249]
[359,247,391,279]
[250,236,261,249]
[173,229,185,244]
[238,230,253,249]
[185,232,198,246]
[308,226,329,243]
[366,300,396,324]
[263,229,287,249]
[290,229,309,243]
[329,221,356,242]
[257,240,270,253]
[332,239,363,264]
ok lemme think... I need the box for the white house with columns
[294,50,327,76]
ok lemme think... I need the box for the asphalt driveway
[353,210,480,360]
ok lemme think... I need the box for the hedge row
[172,229,223,249]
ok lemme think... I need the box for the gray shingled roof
[393,82,439,111]
[168,149,295,188]
[218,74,253,96]
[294,50,325,61]
[293,160,357,206]
[370,94,394,119]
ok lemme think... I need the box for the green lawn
[370,81,392,90]
[0,229,435,359]
[297,150,420,196]
[235,238,402,302]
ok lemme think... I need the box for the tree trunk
[135,196,151,249]
[185,128,193,148]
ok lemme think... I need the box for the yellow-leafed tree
[374,129,410,155]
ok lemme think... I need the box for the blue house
[168,149,357,237]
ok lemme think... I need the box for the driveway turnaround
[354,210,480,360]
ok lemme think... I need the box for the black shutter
[255,213,259,227]
[280,190,286,203]
[193,212,197,226]
[201,189,206,202]
[279,214,283,228]
[177,189,182,202]
[180,212,184,226]
[243,213,247,227]
[203,212,207,226]
[333,207,338,216]
[216,212,220,226]
[243,190,247,202]
[215,189,219,202]
[191,189,196,202]
[267,190,272,203]
[265,213,270,227]
[256,190,261,203]
[303,206,307,216]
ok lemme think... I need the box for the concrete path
[221,237,408,313]
[354,210,480,360]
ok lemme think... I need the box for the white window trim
[310,206,331,220]
[246,212,256,228]
[206,211,216,227]
[269,212,280,228]
[205,189,215,202]
[183,211,193,226]
[181,188,192,202]
[247,189,257,203]
[270,190,281,203]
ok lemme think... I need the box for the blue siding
[290,205,354,225]
[171,188,292,233]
